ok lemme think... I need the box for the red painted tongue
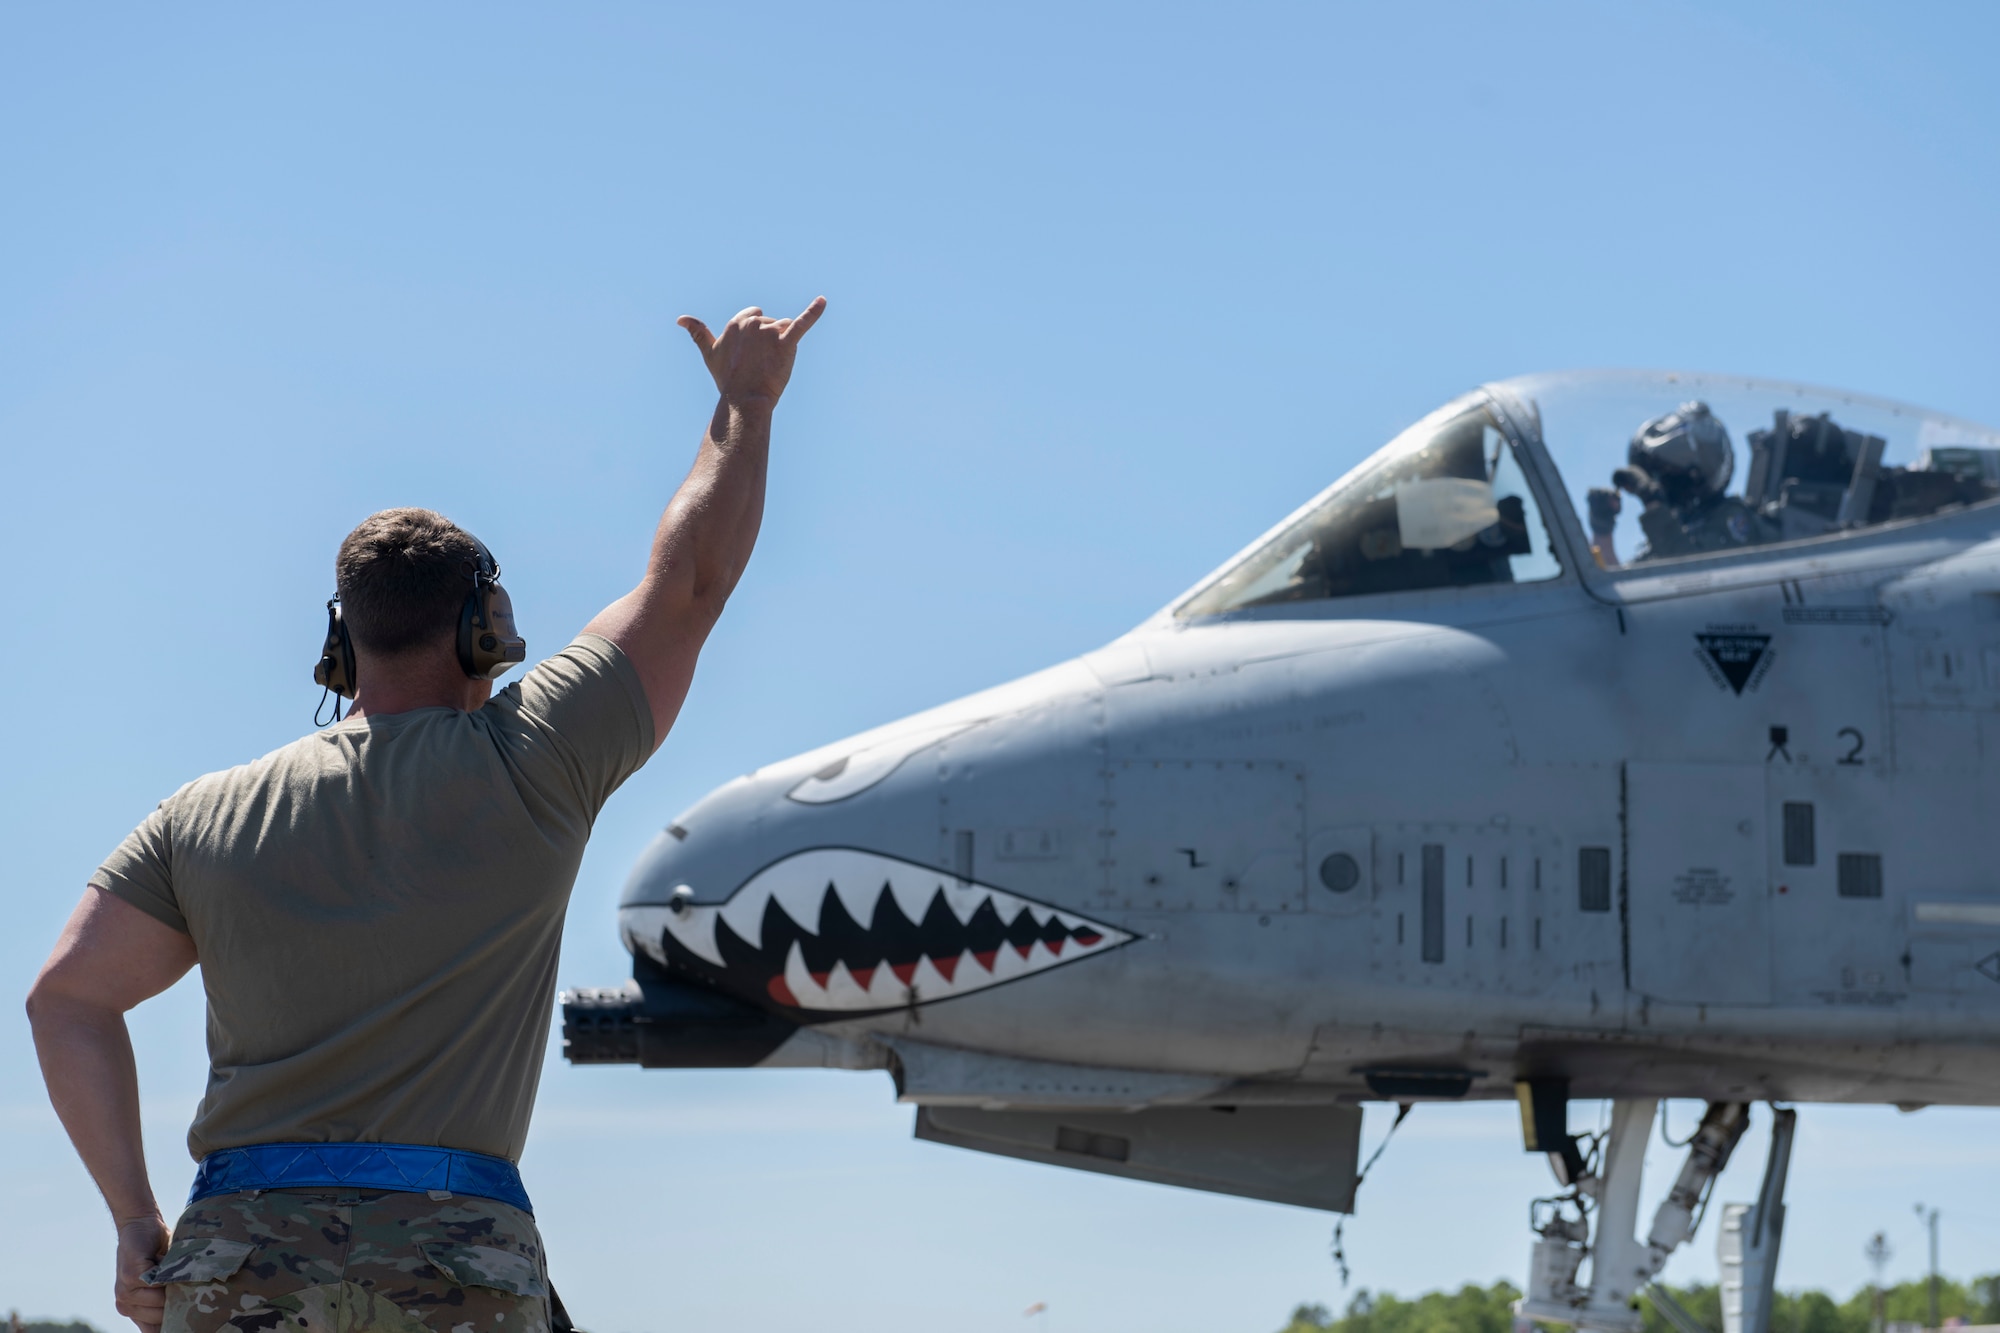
[850,966,877,990]
[972,949,999,972]
[931,954,960,982]
[767,975,799,1007]
[890,961,918,985]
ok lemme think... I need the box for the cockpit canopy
[1178,394,1561,617]
[1176,370,2000,620]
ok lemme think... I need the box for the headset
[313,534,528,724]
[455,537,528,681]
[313,597,358,715]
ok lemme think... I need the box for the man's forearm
[583,299,821,744]
[32,887,197,1329]
[656,395,774,621]
[583,394,776,738]
[30,997,161,1224]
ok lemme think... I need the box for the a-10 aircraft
[564,369,2000,1333]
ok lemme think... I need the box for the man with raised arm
[27,296,825,1333]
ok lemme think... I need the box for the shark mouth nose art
[632,848,1133,1014]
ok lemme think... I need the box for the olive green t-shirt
[90,633,654,1164]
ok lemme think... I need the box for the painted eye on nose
[787,721,976,805]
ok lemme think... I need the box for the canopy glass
[1177,371,2000,619]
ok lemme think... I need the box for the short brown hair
[335,508,482,655]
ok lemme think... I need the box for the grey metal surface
[563,368,2000,1214]
[915,1103,1364,1213]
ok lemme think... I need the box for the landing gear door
[1627,763,1773,1006]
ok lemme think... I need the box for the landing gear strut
[1717,1108,1796,1333]
[1515,1089,1795,1333]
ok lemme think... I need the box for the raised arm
[28,887,199,1332]
[584,297,825,748]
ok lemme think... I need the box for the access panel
[915,1103,1362,1212]
[1627,763,1772,1006]
[1367,823,1570,996]
[1105,759,1306,912]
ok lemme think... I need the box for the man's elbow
[25,971,65,1028]
[24,974,60,1040]
[642,576,734,646]
[25,971,103,1042]
[631,559,737,626]
[683,553,749,619]
[682,585,735,630]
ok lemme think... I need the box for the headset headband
[313,529,527,724]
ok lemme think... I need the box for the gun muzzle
[561,954,797,1068]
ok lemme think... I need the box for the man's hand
[28,888,197,1333]
[586,295,827,750]
[115,1213,170,1332]
[676,298,825,409]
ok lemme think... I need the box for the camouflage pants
[143,1188,551,1333]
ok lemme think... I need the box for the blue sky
[7,4,2000,1329]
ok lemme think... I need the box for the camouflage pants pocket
[149,1188,551,1333]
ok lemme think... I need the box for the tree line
[1280,1276,2000,1333]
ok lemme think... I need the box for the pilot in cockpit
[1587,401,1771,566]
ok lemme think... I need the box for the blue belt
[190,1142,532,1216]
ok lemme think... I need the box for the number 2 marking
[1837,727,1865,766]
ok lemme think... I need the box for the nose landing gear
[1514,1085,1795,1333]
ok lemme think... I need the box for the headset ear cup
[457,588,479,678]
[313,599,357,700]
[461,582,526,681]
[456,539,528,682]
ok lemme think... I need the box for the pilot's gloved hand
[1612,466,1663,504]
[1586,487,1621,534]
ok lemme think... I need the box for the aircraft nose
[619,771,789,926]
[615,662,1123,1016]
[615,722,965,972]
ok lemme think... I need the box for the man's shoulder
[160,635,649,818]
[166,729,355,816]
[526,632,633,689]
[476,633,655,803]
[501,635,648,731]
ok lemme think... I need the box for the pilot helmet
[1628,401,1734,503]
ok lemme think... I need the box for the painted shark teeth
[643,847,1132,1013]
